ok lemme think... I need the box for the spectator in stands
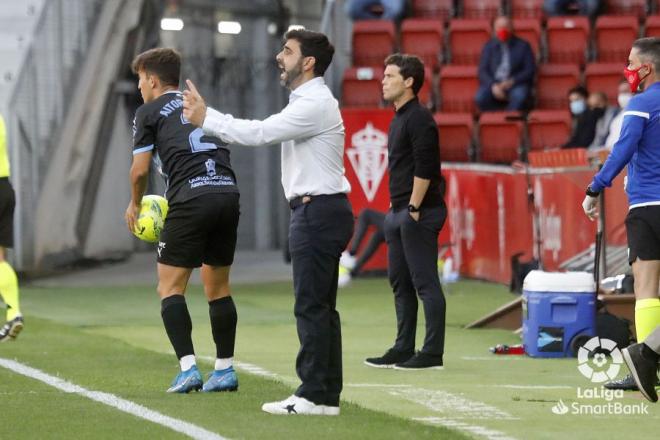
[589,91,619,148]
[345,0,406,21]
[475,16,535,112]
[338,208,386,288]
[563,85,600,148]
[604,80,633,150]
[543,0,602,19]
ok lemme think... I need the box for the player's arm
[408,113,439,220]
[125,152,152,233]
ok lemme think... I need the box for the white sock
[215,357,233,371]
[179,354,196,371]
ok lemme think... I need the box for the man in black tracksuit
[365,53,447,370]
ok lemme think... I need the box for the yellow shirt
[0,114,9,178]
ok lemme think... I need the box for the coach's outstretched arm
[183,79,326,147]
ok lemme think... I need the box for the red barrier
[341,109,629,283]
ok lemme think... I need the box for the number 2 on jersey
[189,127,217,153]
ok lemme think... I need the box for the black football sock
[209,296,237,360]
[161,295,194,359]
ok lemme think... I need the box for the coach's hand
[582,195,598,221]
[183,79,207,127]
[125,201,140,233]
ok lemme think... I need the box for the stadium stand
[448,18,491,64]
[478,112,523,163]
[462,0,502,19]
[351,20,396,67]
[411,0,455,21]
[434,112,474,161]
[439,65,479,112]
[546,16,590,65]
[536,63,581,109]
[342,67,384,107]
[512,17,542,60]
[510,0,544,18]
[527,109,573,151]
[644,15,660,38]
[605,0,647,17]
[400,18,444,70]
[594,15,639,62]
[585,62,624,105]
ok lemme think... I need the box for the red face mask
[496,29,511,42]
[623,65,650,93]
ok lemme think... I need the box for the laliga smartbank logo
[550,337,649,416]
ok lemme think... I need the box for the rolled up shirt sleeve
[202,96,323,147]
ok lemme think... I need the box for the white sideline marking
[461,356,526,361]
[390,388,519,440]
[346,383,412,388]
[492,385,572,390]
[0,358,227,440]
[414,417,517,440]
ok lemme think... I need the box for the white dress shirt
[202,77,351,200]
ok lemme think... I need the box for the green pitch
[1,278,658,439]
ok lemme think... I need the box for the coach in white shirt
[183,29,353,416]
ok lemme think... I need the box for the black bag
[509,252,539,294]
[595,311,633,350]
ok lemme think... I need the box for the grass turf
[2,278,659,439]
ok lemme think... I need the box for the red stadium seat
[352,20,396,67]
[510,0,543,18]
[585,63,624,105]
[546,17,590,65]
[342,67,384,107]
[411,0,454,21]
[462,0,502,19]
[536,64,581,109]
[434,112,474,161]
[418,67,435,109]
[449,19,491,65]
[527,110,572,151]
[606,0,646,17]
[513,18,542,60]
[645,15,660,37]
[439,65,479,113]
[401,19,444,70]
[595,16,639,62]
[478,112,523,163]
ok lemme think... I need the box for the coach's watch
[585,185,600,197]
[408,204,420,213]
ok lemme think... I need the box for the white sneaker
[261,395,329,415]
[337,266,352,288]
[339,251,357,270]
[321,405,340,416]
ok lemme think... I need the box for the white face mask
[617,93,632,109]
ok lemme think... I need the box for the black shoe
[604,373,639,391]
[364,349,414,368]
[393,351,444,370]
[622,343,659,403]
[0,315,23,342]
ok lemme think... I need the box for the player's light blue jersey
[590,82,660,208]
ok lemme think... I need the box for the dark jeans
[385,205,447,356]
[475,83,530,111]
[289,195,353,406]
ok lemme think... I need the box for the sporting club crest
[346,123,388,202]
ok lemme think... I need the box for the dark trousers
[475,83,530,111]
[289,195,354,406]
[349,209,386,275]
[385,205,447,356]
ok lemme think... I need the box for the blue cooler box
[522,271,596,358]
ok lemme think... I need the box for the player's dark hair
[131,48,181,87]
[632,37,660,73]
[283,29,335,77]
[384,53,425,95]
[568,85,589,98]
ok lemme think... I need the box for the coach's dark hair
[632,37,660,73]
[384,53,425,95]
[567,85,589,98]
[283,29,335,77]
[131,48,181,87]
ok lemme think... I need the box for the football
[132,195,169,243]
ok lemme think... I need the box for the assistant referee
[183,29,353,416]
